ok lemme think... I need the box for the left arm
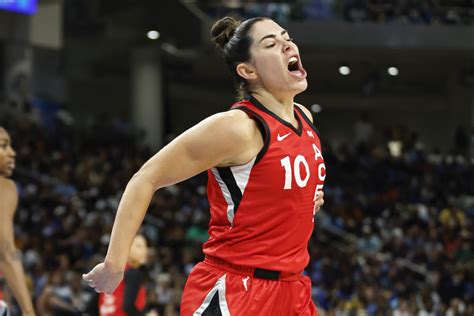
[0,179,36,316]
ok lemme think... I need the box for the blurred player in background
[98,234,148,316]
[84,16,325,315]
[0,127,36,316]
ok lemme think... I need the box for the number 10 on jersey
[280,145,326,220]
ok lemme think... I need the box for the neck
[251,89,295,121]
[127,260,140,268]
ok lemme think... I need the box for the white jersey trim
[211,157,255,226]
[230,157,256,195]
[192,274,230,316]
[211,168,235,225]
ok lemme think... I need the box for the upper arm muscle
[136,110,259,190]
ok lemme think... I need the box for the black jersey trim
[215,167,242,215]
[294,106,320,138]
[248,96,303,136]
[202,291,222,315]
[232,106,270,165]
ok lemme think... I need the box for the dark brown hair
[211,16,268,100]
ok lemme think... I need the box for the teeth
[288,56,298,65]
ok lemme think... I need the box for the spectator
[353,112,374,146]
[98,234,149,316]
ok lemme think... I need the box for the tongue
[290,69,305,78]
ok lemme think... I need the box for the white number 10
[280,155,310,189]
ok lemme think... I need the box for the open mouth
[287,56,307,79]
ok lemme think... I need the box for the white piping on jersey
[211,168,236,226]
[211,157,256,226]
[229,157,256,195]
[242,276,250,291]
[193,274,230,316]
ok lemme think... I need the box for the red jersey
[98,265,146,316]
[203,96,326,273]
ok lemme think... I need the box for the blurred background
[0,0,473,315]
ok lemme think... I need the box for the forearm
[105,175,155,270]
[0,248,35,314]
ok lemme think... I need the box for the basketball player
[98,234,148,316]
[0,127,36,316]
[84,16,326,315]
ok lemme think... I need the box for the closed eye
[266,38,293,48]
[266,42,276,48]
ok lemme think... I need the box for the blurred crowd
[313,118,474,315]
[202,0,474,25]
[0,100,473,315]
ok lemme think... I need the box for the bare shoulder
[219,109,257,130]
[224,108,260,137]
[294,103,314,123]
[174,108,261,167]
[190,109,261,166]
[199,109,259,144]
[0,178,18,216]
[0,177,17,198]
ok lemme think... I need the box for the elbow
[129,171,155,190]
[0,241,17,263]
[130,168,161,192]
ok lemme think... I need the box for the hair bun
[211,16,241,50]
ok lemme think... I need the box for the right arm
[83,110,261,293]
[0,178,36,316]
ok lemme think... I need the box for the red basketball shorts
[180,257,318,316]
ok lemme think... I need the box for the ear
[236,62,258,81]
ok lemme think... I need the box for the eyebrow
[259,29,288,44]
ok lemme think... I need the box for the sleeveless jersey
[98,265,146,316]
[203,96,326,273]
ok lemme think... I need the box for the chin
[293,80,308,94]
[299,82,308,93]
[0,170,11,177]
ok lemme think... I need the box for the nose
[8,146,16,157]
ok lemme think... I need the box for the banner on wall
[0,0,37,15]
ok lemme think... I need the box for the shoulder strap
[294,105,320,137]
[231,106,270,165]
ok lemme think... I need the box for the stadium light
[388,67,399,76]
[147,30,160,40]
[311,104,322,113]
[339,66,350,76]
